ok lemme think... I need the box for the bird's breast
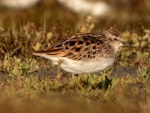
[60,57,114,73]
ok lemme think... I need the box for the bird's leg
[71,73,78,80]
[71,73,83,89]
[71,73,79,77]
[55,60,63,79]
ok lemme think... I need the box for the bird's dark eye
[114,38,118,41]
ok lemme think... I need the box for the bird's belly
[61,58,114,74]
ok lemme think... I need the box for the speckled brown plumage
[36,30,121,60]
[33,29,124,75]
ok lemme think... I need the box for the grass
[0,0,150,113]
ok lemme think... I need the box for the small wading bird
[0,0,41,9]
[57,0,110,17]
[33,29,126,79]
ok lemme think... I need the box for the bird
[33,29,124,79]
[57,0,110,17]
[0,0,41,9]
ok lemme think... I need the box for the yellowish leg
[71,73,83,89]
[55,60,63,79]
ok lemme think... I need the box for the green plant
[1,55,39,76]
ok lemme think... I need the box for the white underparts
[34,53,114,74]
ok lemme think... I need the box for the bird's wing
[34,33,107,60]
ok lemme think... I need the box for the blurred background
[0,0,149,32]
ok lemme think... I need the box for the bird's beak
[122,42,134,48]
